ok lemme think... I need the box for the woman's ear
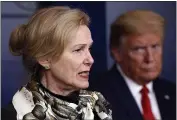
[37,58,51,70]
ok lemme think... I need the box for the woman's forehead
[66,25,93,47]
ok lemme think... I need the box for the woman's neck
[40,72,77,96]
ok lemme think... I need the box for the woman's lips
[78,71,89,79]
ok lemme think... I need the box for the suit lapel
[110,65,143,120]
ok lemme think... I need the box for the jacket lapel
[110,65,143,120]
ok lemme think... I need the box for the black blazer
[89,65,176,120]
[2,103,17,120]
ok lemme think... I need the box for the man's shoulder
[90,70,119,86]
[155,78,175,88]
[89,67,123,95]
[154,78,176,94]
[95,66,122,81]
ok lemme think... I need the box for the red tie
[140,85,155,120]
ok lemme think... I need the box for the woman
[2,6,112,120]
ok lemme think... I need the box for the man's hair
[109,10,165,50]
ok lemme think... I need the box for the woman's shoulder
[2,103,17,120]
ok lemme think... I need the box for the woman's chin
[77,81,89,89]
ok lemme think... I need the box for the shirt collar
[116,64,153,93]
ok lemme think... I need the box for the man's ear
[111,48,123,62]
[37,58,51,70]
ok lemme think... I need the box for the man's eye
[152,44,159,49]
[133,47,143,51]
[131,47,145,53]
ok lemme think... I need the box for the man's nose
[145,47,154,63]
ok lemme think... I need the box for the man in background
[90,10,176,120]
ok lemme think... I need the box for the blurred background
[2,1,176,107]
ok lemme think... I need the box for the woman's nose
[84,51,94,66]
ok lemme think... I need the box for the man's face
[114,33,163,85]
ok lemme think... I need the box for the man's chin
[143,75,159,82]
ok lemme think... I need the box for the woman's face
[49,25,94,90]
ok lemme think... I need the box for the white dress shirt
[116,64,161,120]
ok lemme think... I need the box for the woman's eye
[74,47,84,52]
[89,47,92,51]
[74,48,82,52]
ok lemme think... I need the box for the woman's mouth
[78,71,89,79]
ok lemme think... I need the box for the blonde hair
[9,6,90,73]
[110,9,165,49]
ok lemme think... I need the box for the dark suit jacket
[89,65,176,120]
[2,103,17,120]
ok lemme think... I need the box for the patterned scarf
[12,79,112,120]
